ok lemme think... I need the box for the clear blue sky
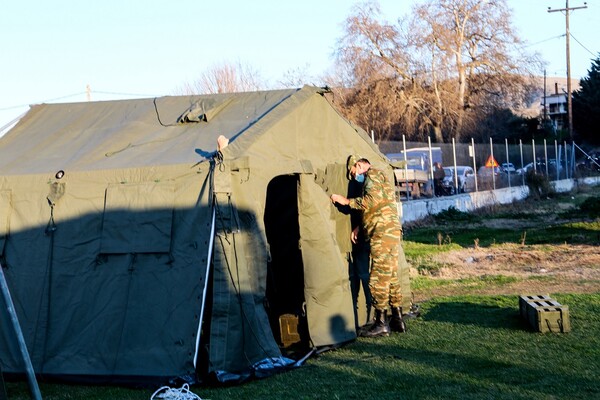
[1,0,598,131]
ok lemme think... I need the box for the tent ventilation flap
[178,99,233,123]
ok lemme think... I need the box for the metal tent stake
[0,261,42,400]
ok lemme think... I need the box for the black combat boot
[360,309,390,338]
[389,306,407,333]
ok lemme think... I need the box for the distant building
[515,76,579,133]
[541,80,572,132]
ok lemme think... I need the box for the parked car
[442,166,475,194]
[516,160,562,176]
[516,162,535,175]
[576,153,600,172]
[477,166,500,177]
[501,162,516,173]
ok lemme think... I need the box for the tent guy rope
[149,383,202,400]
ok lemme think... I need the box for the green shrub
[525,170,554,199]
[434,206,480,223]
[579,196,600,218]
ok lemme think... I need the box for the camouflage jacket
[348,167,400,238]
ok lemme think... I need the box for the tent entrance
[264,175,310,355]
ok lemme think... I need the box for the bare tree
[330,1,434,141]
[414,0,541,139]
[276,64,320,88]
[177,61,265,95]
[332,0,541,142]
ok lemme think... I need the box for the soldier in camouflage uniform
[331,155,407,337]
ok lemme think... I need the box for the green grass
[410,275,522,291]
[403,191,600,248]
[404,217,600,248]
[404,240,463,258]
[5,294,599,400]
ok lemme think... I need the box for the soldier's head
[347,154,371,180]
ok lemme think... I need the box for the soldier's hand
[330,194,350,206]
[351,227,359,244]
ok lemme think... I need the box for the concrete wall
[400,177,600,223]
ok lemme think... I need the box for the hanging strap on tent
[0,260,42,400]
[36,196,60,373]
[44,198,57,235]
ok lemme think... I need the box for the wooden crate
[519,294,554,319]
[279,313,301,347]
[519,294,571,333]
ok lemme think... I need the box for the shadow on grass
[314,341,599,400]
[422,300,525,330]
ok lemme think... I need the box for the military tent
[0,85,410,385]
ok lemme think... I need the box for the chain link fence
[378,137,600,200]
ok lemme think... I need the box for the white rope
[150,383,203,400]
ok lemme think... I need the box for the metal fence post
[402,135,409,200]
[490,137,496,190]
[544,139,549,176]
[520,139,524,187]
[505,138,511,188]
[532,139,537,173]
[471,137,478,192]
[571,142,575,178]
[428,136,434,196]
[564,140,569,179]
[555,140,559,180]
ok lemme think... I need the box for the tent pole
[193,206,216,368]
[0,261,42,400]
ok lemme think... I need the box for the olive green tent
[0,86,410,385]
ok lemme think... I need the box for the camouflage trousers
[368,229,402,310]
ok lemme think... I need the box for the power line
[523,34,566,48]
[570,32,596,57]
[0,89,160,112]
[0,92,85,111]
[93,90,158,97]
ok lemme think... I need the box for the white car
[442,166,475,194]
[516,162,534,175]
[517,160,563,176]
[501,162,516,173]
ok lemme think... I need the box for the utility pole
[548,1,587,140]
[543,69,548,126]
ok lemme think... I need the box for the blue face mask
[355,173,365,183]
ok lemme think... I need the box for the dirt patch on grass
[433,243,600,279]
[407,188,600,302]
[411,242,600,301]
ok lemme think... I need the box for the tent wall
[0,164,213,382]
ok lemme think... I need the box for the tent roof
[0,87,305,175]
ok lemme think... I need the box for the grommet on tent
[55,170,65,179]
